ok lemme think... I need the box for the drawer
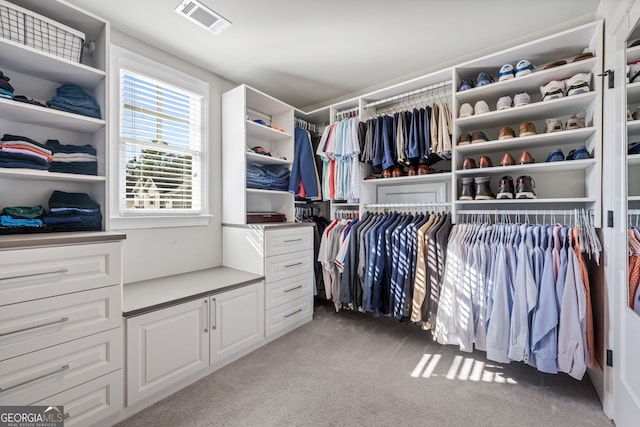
[265,227,313,256]
[0,286,121,361]
[265,273,313,310]
[32,370,122,427]
[264,249,313,283]
[0,242,121,306]
[265,294,312,338]
[0,328,122,405]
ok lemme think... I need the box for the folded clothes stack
[47,83,101,119]
[43,190,102,232]
[0,70,14,100]
[246,163,290,191]
[45,139,97,175]
[0,134,52,170]
[0,205,51,234]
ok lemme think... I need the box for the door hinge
[606,349,613,367]
[598,70,614,89]
[607,210,614,228]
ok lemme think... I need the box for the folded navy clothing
[49,223,101,232]
[43,212,102,225]
[49,161,97,175]
[48,190,100,210]
[0,151,49,168]
[45,139,97,155]
[0,159,48,170]
[0,79,14,93]
[47,84,101,119]
[50,207,100,214]
[2,134,50,151]
[0,225,52,235]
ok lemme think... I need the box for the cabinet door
[126,299,209,406]
[210,282,264,366]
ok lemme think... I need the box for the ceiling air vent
[174,0,231,35]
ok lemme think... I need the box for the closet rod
[334,105,360,119]
[456,208,594,216]
[364,202,451,209]
[628,209,640,215]
[363,80,452,109]
[246,107,272,123]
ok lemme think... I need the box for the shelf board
[361,172,452,185]
[246,188,291,196]
[628,119,640,138]
[455,158,595,176]
[0,168,105,182]
[245,152,291,166]
[456,58,596,103]
[455,92,595,129]
[246,120,291,142]
[0,97,105,133]
[628,81,640,104]
[455,197,595,206]
[628,196,640,202]
[332,202,359,207]
[456,127,596,155]
[628,154,640,166]
[0,37,105,89]
[628,45,640,64]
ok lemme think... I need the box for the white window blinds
[119,69,203,214]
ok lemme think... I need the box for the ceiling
[66,0,602,110]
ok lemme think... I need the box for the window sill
[110,215,212,230]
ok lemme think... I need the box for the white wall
[110,29,236,284]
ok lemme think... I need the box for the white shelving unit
[451,21,604,225]
[0,0,110,237]
[222,84,295,224]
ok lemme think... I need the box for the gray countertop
[123,266,264,317]
[0,231,126,250]
[222,222,315,229]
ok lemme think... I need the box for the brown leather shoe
[478,156,493,168]
[500,153,516,166]
[498,126,516,140]
[407,165,418,176]
[471,130,488,143]
[543,59,567,70]
[458,132,472,145]
[382,168,392,178]
[462,158,477,169]
[417,164,435,175]
[518,151,535,164]
[519,122,537,137]
[392,166,405,177]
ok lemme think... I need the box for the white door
[210,282,264,366]
[610,2,640,424]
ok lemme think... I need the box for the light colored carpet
[116,301,612,427]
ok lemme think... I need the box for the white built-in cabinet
[222,84,295,224]
[0,0,110,231]
[125,281,265,406]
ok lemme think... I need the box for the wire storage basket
[0,0,85,63]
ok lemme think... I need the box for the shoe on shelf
[543,59,567,70]
[497,95,512,110]
[392,166,405,177]
[478,156,493,168]
[458,78,475,92]
[572,51,594,62]
[499,153,516,166]
[515,59,535,77]
[498,64,515,81]
[519,122,537,137]
[628,141,640,155]
[632,107,640,121]
[474,100,490,115]
[541,79,565,101]
[516,175,537,199]
[514,92,531,107]
[417,164,435,175]
[407,165,418,176]
[459,103,473,118]
[459,177,476,200]
[496,176,515,199]
[498,126,516,140]
[546,148,565,162]
[545,118,564,133]
[462,158,477,169]
[566,115,586,130]
[566,146,590,160]
[566,73,591,96]
[474,176,496,200]
[458,132,473,145]
[630,62,640,84]
[476,72,494,87]
[518,151,535,164]
[629,110,634,121]
[471,130,489,143]
[382,168,393,178]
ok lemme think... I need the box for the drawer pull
[0,268,69,281]
[284,262,303,268]
[0,317,69,336]
[284,239,303,243]
[284,285,303,293]
[0,364,69,393]
[284,308,303,318]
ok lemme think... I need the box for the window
[110,46,209,229]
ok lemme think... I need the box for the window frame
[109,45,210,229]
